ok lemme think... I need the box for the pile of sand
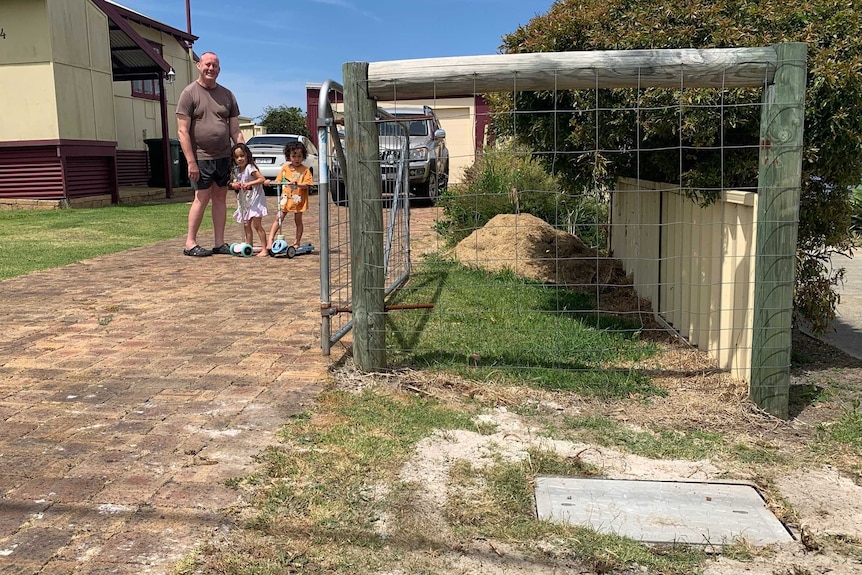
[453,213,628,288]
[452,213,659,326]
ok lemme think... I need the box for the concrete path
[818,252,862,359]
[0,197,340,573]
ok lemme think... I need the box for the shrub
[436,139,607,248]
[492,0,862,334]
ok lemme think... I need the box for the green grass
[553,413,786,466]
[191,391,481,574]
[385,257,662,398]
[811,399,862,464]
[0,202,209,280]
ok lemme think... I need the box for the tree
[491,0,862,334]
[259,105,309,136]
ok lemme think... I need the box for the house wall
[0,0,59,139]
[111,24,195,152]
[47,0,116,141]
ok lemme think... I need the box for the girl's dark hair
[230,143,258,169]
[284,140,308,159]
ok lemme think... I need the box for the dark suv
[329,105,449,205]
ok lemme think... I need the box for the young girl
[230,143,269,257]
[267,141,314,251]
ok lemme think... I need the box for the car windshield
[247,136,298,146]
[407,121,428,136]
[379,118,428,137]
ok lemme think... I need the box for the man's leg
[185,186,213,250]
[210,185,229,247]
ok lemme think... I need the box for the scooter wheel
[286,245,297,259]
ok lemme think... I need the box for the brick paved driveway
[0,197,341,574]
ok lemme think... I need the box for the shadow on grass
[384,258,666,399]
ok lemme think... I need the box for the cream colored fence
[611,177,757,382]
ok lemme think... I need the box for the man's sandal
[183,245,212,257]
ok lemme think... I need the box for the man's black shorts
[193,158,231,190]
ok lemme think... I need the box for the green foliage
[813,398,862,456]
[493,0,862,334]
[436,138,607,247]
[258,105,309,136]
[851,185,862,236]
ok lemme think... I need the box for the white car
[246,134,319,192]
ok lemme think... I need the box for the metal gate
[316,80,413,355]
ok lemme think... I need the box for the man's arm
[229,116,244,144]
[177,113,199,182]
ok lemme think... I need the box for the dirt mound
[453,213,628,288]
[453,213,660,328]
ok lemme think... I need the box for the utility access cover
[535,476,793,548]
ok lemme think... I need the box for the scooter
[268,181,314,258]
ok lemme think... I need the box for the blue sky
[114,0,555,120]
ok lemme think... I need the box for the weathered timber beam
[366,47,780,99]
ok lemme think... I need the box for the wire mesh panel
[347,47,804,415]
[317,82,412,354]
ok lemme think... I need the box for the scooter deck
[269,243,314,258]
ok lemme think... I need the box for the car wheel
[329,179,348,207]
[415,169,439,206]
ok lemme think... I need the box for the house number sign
[0,28,6,39]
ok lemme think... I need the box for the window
[131,41,163,101]
[132,78,161,100]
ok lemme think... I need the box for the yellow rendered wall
[0,64,59,139]
[48,0,116,141]
[0,0,51,64]
[0,0,59,140]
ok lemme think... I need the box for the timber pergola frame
[341,43,806,418]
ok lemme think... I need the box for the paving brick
[9,476,107,504]
[0,499,50,538]
[150,479,238,512]
[0,197,422,572]
[0,526,72,564]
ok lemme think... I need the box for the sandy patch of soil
[334,361,862,575]
[340,210,862,574]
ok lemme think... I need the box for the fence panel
[612,178,757,381]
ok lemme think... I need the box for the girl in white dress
[229,143,269,257]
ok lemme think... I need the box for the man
[177,51,244,257]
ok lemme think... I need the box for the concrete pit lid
[535,476,793,548]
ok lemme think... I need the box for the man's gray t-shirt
[176,82,240,160]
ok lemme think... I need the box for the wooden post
[751,43,807,418]
[343,62,386,371]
